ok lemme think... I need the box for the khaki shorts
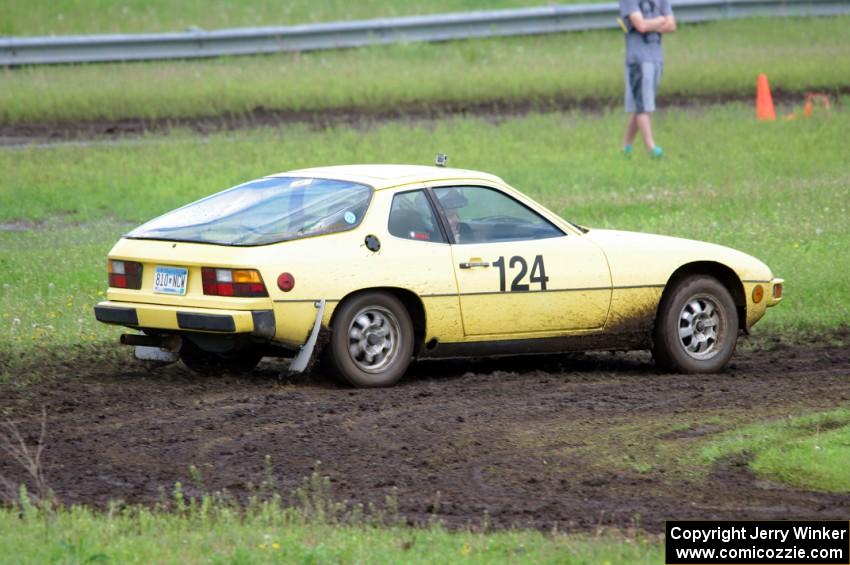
[625,61,663,113]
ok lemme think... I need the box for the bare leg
[635,112,656,150]
[623,114,639,148]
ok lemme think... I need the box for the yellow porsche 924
[94,164,783,387]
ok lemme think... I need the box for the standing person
[620,0,676,158]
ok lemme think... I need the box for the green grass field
[3,0,606,36]
[0,500,661,563]
[702,409,850,492]
[1,102,848,383]
[1,18,848,125]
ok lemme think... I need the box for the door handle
[459,261,490,269]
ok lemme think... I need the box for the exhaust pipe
[120,333,182,352]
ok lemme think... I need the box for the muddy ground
[1,333,849,532]
[2,87,847,147]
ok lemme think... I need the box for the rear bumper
[94,301,275,338]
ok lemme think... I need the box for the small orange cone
[756,73,776,121]
[804,93,830,118]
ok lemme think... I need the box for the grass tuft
[0,504,662,563]
[701,409,850,492]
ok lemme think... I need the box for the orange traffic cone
[756,73,776,121]
[804,93,830,117]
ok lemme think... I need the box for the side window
[432,186,564,244]
[388,190,447,243]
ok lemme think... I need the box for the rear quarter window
[388,190,446,243]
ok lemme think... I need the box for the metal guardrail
[2,0,848,66]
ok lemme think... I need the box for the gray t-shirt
[620,0,673,63]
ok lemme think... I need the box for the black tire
[652,275,739,373]
[324,292,414,387]
[179,340,263,376]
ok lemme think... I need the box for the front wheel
[652,276,739,373]
[324,292,414,387]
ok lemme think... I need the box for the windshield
[126,177,373,246]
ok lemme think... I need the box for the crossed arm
[628,11,677,33]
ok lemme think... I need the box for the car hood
[583,229,774,287]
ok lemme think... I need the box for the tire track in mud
[2,87,848,148]
[1,332,849,532]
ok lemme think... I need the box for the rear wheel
[652,275,739,373]
[324,292,414,387]
[180,340,263,376]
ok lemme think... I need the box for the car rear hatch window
[126,177,372,246]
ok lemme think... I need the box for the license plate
[153,266,188,296]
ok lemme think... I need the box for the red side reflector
[277,273,295,292]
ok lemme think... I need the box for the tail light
[108,260,143,289]
[202,268,268,297]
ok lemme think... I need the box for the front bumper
[742,277,783,330]
[766,278,784,307]
[94,301,275,339]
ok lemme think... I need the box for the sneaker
[622,144,633,157]
[651,146,664,158]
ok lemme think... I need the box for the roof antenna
[435,153,448,167]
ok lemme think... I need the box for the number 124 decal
[493,255,548,292]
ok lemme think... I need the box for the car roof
[268,164,505,190]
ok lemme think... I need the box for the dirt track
[2,87,848,147]
[1,332,849,532]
